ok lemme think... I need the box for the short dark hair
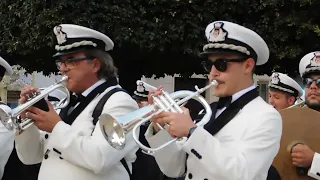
[233,53,256,74]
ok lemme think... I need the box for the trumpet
[0,76,70,133]
[286,101,306,109]
[99,80,218,155]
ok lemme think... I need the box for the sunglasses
[303,78,320,88]
[201,58,248,73]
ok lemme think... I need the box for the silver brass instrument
[284,100,306,109]
[0,76,70,133]
[99,80,218,155]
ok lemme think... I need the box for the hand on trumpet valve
[25,102,62,133]
[147,85,164,105]
[148,86,163,133]
[19,87,41,119]
[19,87,62,132]
[151,115,165,133]
[152,107,196,138]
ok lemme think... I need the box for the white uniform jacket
[145,96,282,180]
[308,153,320,179]
[15,84,139,180]
[0,104,14,179]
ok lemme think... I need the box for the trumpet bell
[0,108,13,131]
[99,114,126,150]
[99,105,155,150]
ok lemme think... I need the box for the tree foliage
[0,0,320,79]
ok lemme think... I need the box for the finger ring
[164,123,170,130]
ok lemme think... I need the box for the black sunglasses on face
[303,78,320,88]
[201,57,248,73]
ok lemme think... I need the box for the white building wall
[32,73,62,88]
[18,72,62,89]
[141,75,174,93]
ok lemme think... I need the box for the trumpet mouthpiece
[211,80,219,86]
[58,76,69,85]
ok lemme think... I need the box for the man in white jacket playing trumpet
[144,21,282,180]
[14,24,139,180]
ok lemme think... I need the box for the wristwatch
[188,126,197,138]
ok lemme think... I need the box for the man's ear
[92,58,102,73]
[288,96,296,106]
[244,58,255,74]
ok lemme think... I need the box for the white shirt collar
[80,79,106,97]
[231,84,256,103]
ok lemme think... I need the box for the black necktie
[217,96,232,109]
[69,94,85,107]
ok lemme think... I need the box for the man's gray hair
[84,49,118,79]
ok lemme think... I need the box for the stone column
[0,86,7,103]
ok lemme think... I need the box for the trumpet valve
[26,92,39,101]
[19,119,34,130]
[141,149,156,155]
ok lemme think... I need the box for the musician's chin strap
[289,142,309,176]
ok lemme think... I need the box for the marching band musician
[131,82,172,180]
[145,21,282,180]
[290,51,320,179]
[0,57,14,179]
[14,24,139,180]
[132,82,149,108]
[268,72,303,111]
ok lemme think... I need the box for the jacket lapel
[59,77,118,125]
[204,88,259,136]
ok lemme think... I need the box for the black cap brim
[52,46,95,58]
[132,95,148,101]
[53,49,83,58]
[302,70,320,78]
